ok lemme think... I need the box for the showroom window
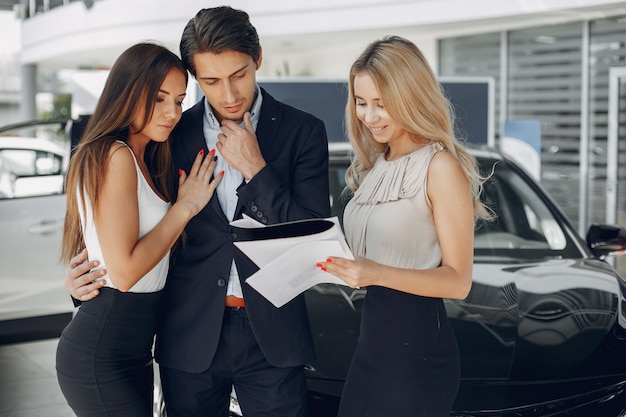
[439,17,626,234]
[439,32,502,138]
[589,17,626,227]
[507,23,583,227]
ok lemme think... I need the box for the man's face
[193,50,261,124]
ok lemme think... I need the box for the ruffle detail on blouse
[352,142,445,205]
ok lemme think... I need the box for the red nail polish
[199,149,204,155]
[326,258,332,263]
[178,168,183,176]
[321,267,327,272]
[315,263,322,268]
[209,149,215,157]
[220,170,225,176]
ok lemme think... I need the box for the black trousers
[56,287,162,417]
[160,307,308,417]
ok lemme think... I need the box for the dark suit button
[250,205,258,212]
[217,279,226,287]
[247,200,254,206]
[229,233,238,240]
[261,217,268,223]
[256,211,263,218]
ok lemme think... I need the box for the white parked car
[0,119,75,344]
[0,136,67,198]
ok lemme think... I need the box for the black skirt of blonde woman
[338,285,460,417]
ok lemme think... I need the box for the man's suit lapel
[255,88,281,156]
[182,100,229,222]
[180,100,208,159]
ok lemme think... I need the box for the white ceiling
[16,0,626,72]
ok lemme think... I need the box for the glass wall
[508,23,583,227]
[589,17,626,227]
[439,33,502,137]
[439,16,626,235]
[17,0,87,18]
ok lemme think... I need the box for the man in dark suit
[64,6,329,417]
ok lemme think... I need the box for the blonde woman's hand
[315,256,383,288]
[176,149,223,218]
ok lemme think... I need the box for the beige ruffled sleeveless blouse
[344,142,445,270]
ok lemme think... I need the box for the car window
[474,158,580,259]
[0,149,63,177]
[0,120,70,200]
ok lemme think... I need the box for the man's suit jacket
[155,88,330,373]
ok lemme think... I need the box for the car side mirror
[586,224,626,259]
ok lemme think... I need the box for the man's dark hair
[180,6,261,77]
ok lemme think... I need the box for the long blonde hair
[344,35,491,221]
[61,43,187,263]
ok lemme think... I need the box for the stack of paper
[230,216,353,307]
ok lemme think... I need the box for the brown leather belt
[225,295,245,308]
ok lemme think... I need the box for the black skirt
[337,286,460,417]
[56,287,162,417]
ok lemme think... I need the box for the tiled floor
[0,338,75,417]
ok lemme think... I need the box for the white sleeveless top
[344,142,444,271]
[78,141,171,293]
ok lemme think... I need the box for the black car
[300,142,626,417]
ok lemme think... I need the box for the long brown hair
[61,42,187,262]
[344,36,492,221]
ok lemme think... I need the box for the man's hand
[65,248,106,302]
[217,112,266,180]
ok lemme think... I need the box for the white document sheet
[230,216,354,307]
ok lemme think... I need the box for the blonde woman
[317,36,491,417]
[57,43,222,416]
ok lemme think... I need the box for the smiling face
[130,68,187,145]
[193,50,261,124]
[353,73,413,153]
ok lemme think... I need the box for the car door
[0,194,69,320]
[0,121,74,344]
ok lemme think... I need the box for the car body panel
[0,194,69,320]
